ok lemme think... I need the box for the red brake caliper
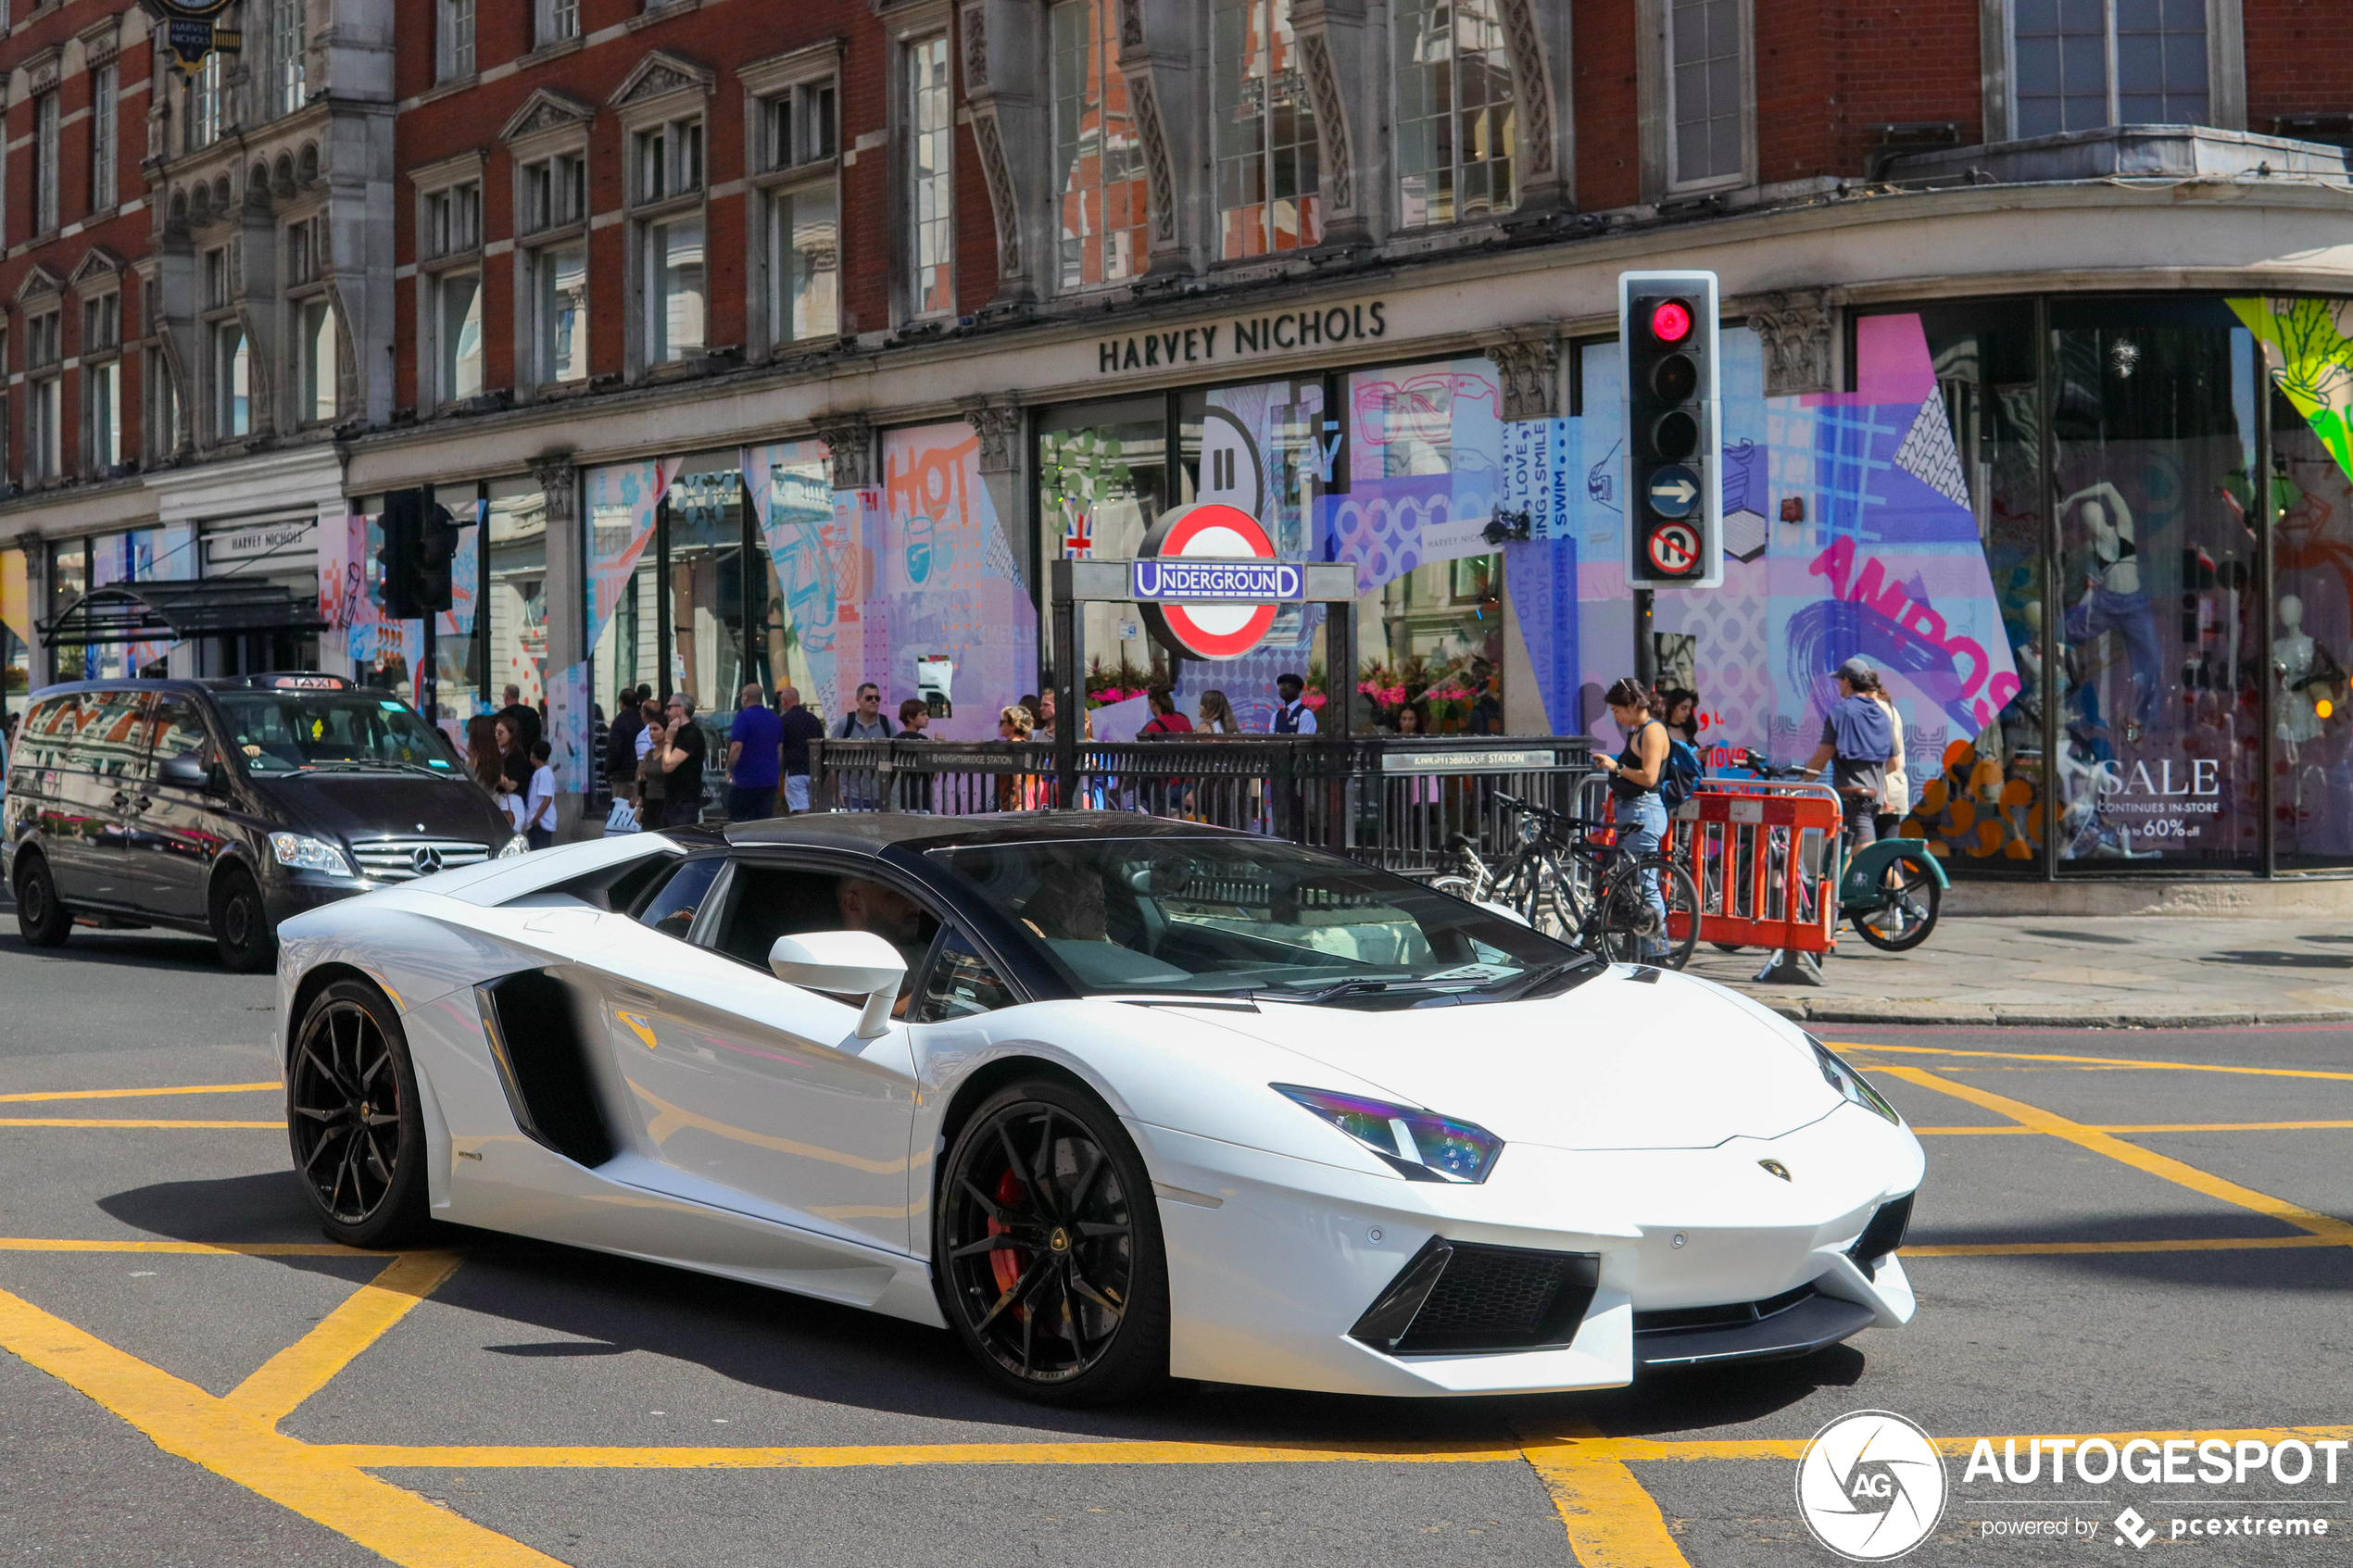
[988,1167,1026,1298]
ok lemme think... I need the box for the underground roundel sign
[1134,502,1294,660]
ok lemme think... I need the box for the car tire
[210,867,276,973]
[934,1077,1171,1407]
[13,853,71,947]
[286,978,432,1248]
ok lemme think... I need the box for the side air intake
[1350,1238,1601,1356]
[474,970,616,1169]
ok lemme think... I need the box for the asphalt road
[1,920,2349,1567]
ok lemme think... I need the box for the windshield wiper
[1479,953,1607,1002]
[1254,978,1408,1005]
[308,759,448,777]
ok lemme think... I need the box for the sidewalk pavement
[1688,916,2353,1028]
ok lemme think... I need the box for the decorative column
[528,455,586,834]
[9,531,52,691]
[958,394,1029,593]
[1290,0,1378,249]
[959,0,1047,309]
[813,416,876,490]
[1119,0,1204,276]
[1495,0,1573,215]
[1483,329,1564,422]
[1747,291,1836,396]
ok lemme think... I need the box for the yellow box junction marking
[0,1082,279,1103]
[0,1118,286,1129]
[0,1238,392,1256]
[0,1284,567,1568]
[225,1251,463,1425]
[1876,1063,2353,1248]
[1916,1120,2353,1135]
[1833,1041,2353,1084]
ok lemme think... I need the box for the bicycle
[1433,793,1700,969]
[1712,752,1945,954]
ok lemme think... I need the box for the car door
[130,693,225,922]
[46,690,148,909]
[574,852,925,1256]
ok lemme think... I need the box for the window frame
[614,67,714,378]
[2003,0,2235,139]
[32,89,59,235]
[897,25,956,320]
[1636,0,1756,201]
[1050,0,1150,291]
[270,0,307,117]
[90,63,119,213]
[23,304,63,483]
[284,209,338,427]
[535,0,581,50]
[437,0,477,83]
[741,43,843,360]
[508,110,595,398]
[411,154,490,411]
[1210,0,1325,261]
[1390,0,1521,230]
[77,289,123,475]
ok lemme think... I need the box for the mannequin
[2273,593,2344,762]
[2059,482,2163,746]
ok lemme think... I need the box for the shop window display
[2046,302,2259,870]
[486,483,550,721]
[1887,302,2047,870]
[746,441,833,713]
[2267,384,2353,869]
[666,467,749,711]
[1038,397,1174,697]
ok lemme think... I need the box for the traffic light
[1620,270,1723,589]
[373,489,460,619]
[416,502,460,614]
[374,488,423,620]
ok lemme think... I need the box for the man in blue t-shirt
[725,684,783,821]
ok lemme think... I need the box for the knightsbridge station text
[1097,302,1390,373]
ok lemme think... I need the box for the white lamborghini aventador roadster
[274,812,1921,1404]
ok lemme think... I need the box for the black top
[1611,720,1665,804]
[605,708,645,783]
[666,720,708,802]
[778,705,826,775]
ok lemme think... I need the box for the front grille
[1352,1239,1601,1356]
[1848,1193,1914,1271]
[1635,1283,1818,1339]
[350,837,492,882]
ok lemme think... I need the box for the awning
[38,580,329,646]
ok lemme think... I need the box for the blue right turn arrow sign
[1647,465,1700,518]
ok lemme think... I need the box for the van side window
[10,698,63,773]
[144,697,212,767]
[55,691,148,781]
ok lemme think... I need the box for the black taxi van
[3,673,524,971]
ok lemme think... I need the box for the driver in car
[836,879,937,1017]
[1021,861,1112,943]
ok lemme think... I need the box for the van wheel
[211,868,275,972]
[13,854,70,947]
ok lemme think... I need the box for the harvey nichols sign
[1096,300,1390,375]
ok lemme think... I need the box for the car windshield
[928,836,1579,1001]
[215,693,458,775]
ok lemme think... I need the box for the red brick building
[7,0,2353,888]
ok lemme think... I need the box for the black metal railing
[809,734,1595,874]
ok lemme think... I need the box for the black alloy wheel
[13,855,71,947]
[1854,851,1943,952]
[287,980,429,1248]
[936,1080,1169,1405]
[211,868,275,972]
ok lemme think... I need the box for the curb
[1732,995,2353,1029]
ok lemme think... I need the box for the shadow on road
[93,1170,1886,1445]
[0,929,227,972]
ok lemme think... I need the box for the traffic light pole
[419,615,437,724]
[1633,588,1655,686]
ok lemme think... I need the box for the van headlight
[270,833,356,879]
[499,834,531,858]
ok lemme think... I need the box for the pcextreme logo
[1798,1411,1950,1561]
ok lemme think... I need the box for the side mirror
[768,930,908,1039]
[158,753,212,790]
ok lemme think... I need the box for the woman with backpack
[1801,657,1902,848]
[1596,677,1674,957]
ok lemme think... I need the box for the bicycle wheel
[1853,849,1942,952]
[1597,855,1701,970]
[1428,874,1482,905]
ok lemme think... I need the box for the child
[523,739,557,850]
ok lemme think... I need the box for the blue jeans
[1616,792,1670,959]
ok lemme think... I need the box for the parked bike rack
[1672,778,1846,985]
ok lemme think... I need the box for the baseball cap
[1836,656,1876,684]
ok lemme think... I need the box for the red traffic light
[1649,299,1693,344]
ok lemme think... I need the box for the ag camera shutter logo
[1797,1411,1948,1561]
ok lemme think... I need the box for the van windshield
[215,693,457,775]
